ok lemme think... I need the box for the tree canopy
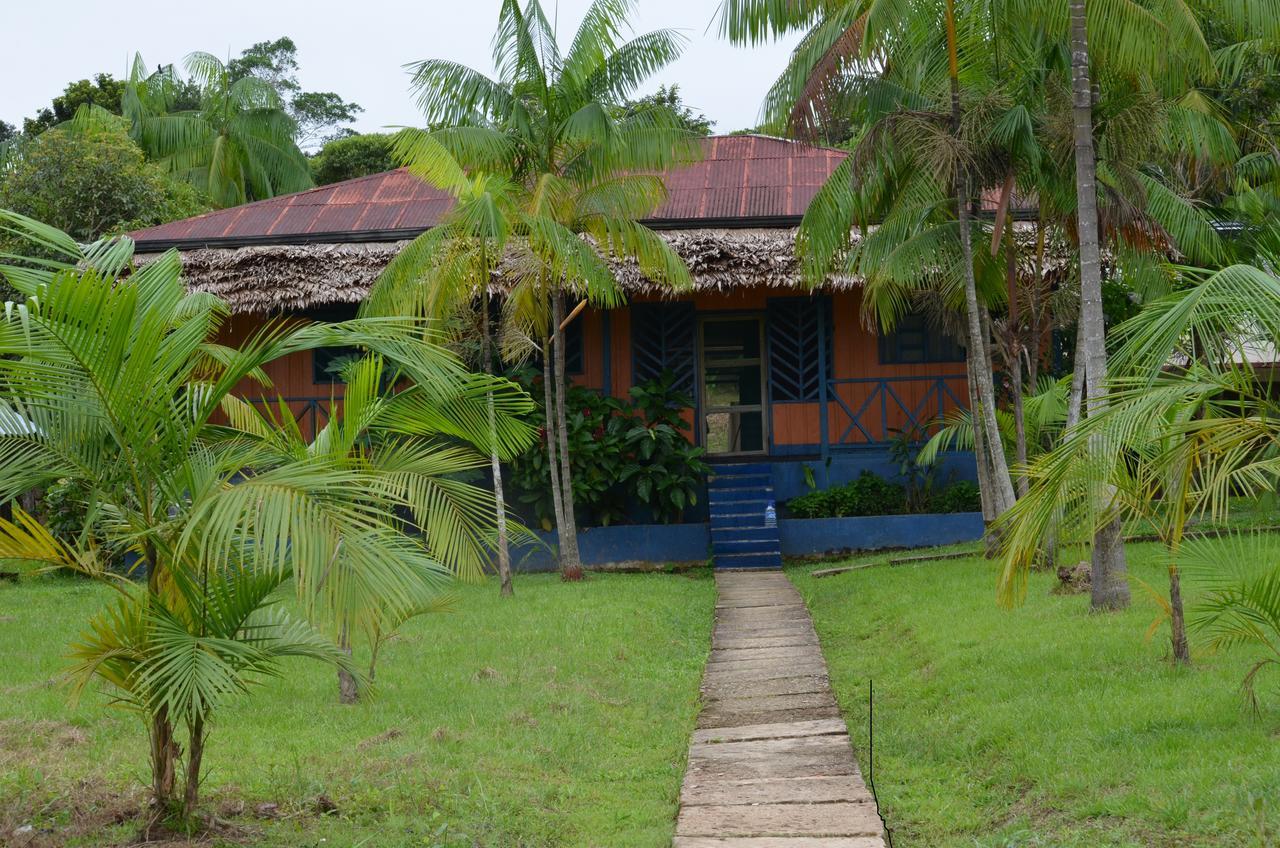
[0,117,207,244]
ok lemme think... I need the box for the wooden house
[130,135,977,530]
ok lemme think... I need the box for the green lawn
[0,571,714,847]
[791,543,1280,848]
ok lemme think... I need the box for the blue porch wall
[509,523,712,572]
[762,449,979,502]
[504,511,984,572]
[779,513,983,557]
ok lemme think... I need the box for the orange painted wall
[217,288,971,451]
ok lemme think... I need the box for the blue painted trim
[509,523,711,572]
[778,513,983,556]
[500,512,982,572]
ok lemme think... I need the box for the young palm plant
[395,0,697,579]
[998,257,1280,664]
[123,52,313,207]
[220,351,534,699]
[0,213,531,822]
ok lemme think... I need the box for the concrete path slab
[673,571,886,846]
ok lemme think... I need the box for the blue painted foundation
[504,511,982,572]
[509,523,711,572]
[778,512,984,557]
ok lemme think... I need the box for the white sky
[2,0,802,139]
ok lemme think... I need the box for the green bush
[931,480,982,514]
[508,372,709,528]
[786,471,981,519]
[0,118,208,244]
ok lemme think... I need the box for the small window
[564,317,584,376]
[300,304,361,384]
[879,313,965,364]
[314,345,364,383]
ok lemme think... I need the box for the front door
[699,316,768,456]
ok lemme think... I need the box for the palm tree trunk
[946,0,1017,524]
[1168,562,1190,663]
[181,715,206,819]
[337,624,358,704]
[1066,318,1087,430]
[1070,0,1130,610]
[541,342,568,547]
[966,336,997,525]
[1007,230,1029,498]
[149,708,179,814]
[481,290,514,597]
[552,292,584,581]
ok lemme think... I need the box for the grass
[790,542,1280,848]
[0,570,715,847]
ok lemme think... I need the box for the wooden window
[879,312,965,364]
[631,302,697,396]
[767,297,832,402]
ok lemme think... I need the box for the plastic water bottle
[764,500,777,528]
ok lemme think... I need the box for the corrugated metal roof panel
[130,135,850,246]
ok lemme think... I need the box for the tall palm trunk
[552,292,584,580]
[1006,227,1029,498]
[1066,318,1087,430]
[1070,0,1130,610]
[945,0,1017,525]
[541,340,568,563]
[967,343,997,525]
[481,290,514,597]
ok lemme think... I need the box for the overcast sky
[3,1,802,139]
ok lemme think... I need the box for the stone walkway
[674,571,887,847]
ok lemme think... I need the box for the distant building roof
[129,135,849,251]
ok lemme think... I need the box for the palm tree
[722,0,1243,572]
[0,212,532,820]
[365,149,531,596]
[998,257,1280,664]
[398,0,697,579]
[221,349,534,696]
[123,53,312,208]
[721,0,1021,529]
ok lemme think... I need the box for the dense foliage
[226,37,362,145]
[619,85,714,136]
[509,373,709,528]
[0,119,207,243]
[310,132,396,184]
[787,471,981,519]
[22,73,126,135]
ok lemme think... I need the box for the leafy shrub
[931,480,982,514]
[508,371,709,527]
[0,118,208,244]
[787,471,906,519]
[786,472,981,519]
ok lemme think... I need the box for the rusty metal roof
[130,135,849,250]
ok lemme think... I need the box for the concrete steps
[708,464,781,570]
